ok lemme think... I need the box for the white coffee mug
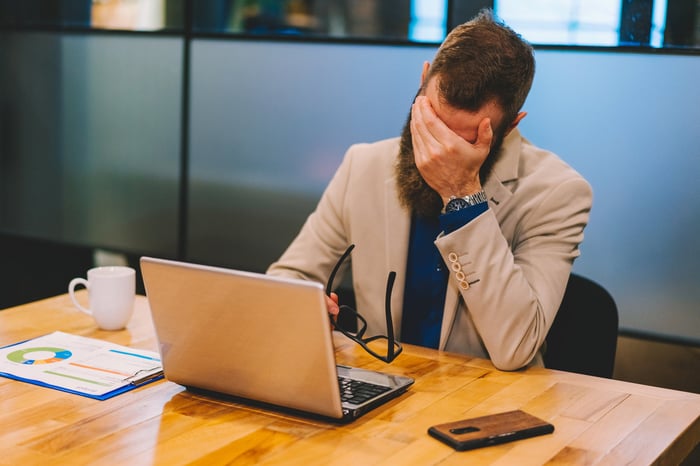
[68,266,136,330]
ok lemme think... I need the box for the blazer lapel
[484,128,521,206]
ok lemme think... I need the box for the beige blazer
[268,128,592,370]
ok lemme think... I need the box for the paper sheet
[0,331,163,399]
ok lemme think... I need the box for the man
[267,10,592,371]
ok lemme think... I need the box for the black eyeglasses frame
[325,244,402,363]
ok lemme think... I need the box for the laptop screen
[141,256,345,418]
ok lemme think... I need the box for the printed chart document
[0,331,163,400]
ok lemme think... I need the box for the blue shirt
[400,203,488,348]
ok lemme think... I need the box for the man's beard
[395,112,506,218]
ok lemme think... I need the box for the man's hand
[327,292,339,318]
[411,96,493,203]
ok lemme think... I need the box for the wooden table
[1,294,699,465]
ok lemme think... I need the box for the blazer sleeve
[435,175,593,370]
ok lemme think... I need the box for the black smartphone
[428,409,554,451]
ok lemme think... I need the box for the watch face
[445,197,469,213]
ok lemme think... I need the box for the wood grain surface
[1,293,698,465]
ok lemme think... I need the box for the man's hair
[425,9,535,131]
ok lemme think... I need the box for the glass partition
[193,0,442,42]
[0,32,182,255]
[186,39,434,271]
[0,0,185,31]
[1,1,697,49]
[495,0,699,48]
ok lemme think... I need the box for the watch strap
[444,190,488,213]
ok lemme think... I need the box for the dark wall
[0,233,93,309]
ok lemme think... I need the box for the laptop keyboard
[338,376,391,405]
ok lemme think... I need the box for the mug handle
[68,278,92,315]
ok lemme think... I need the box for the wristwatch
[444,190,488,213]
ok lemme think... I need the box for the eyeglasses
[325,244,402,363]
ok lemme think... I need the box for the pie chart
[7,347,73,365]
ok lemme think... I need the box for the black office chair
[543,273,619,378]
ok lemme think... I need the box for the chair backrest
[543,273,619,378]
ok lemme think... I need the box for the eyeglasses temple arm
[325,244,355,296]
[385,271,397,360]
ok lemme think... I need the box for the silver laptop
[140,256,414,422]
